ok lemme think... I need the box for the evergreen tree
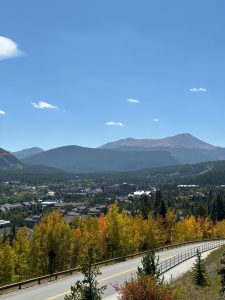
[216,194,225,221]
[211,199,217,223]
[8,224,16,244]
[153,190,162,216]
[65,247,106,300]
[192,249,207,286]
[160,199,167,219]
[207,190,213,215]
[140,194,151,219]
[197,204,207,217]
[137,248,160,279]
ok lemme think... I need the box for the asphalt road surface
[0,241,221,300]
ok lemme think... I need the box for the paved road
[0,241,221,300]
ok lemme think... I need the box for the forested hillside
[23,145,178,173]
[80,160,225,186]
[0,148,23,169]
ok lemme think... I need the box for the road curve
[0,241,222,300]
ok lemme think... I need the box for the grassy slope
[171,245,225,300]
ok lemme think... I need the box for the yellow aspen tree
[174,215,201,242]
[0,242,15,285]
[212,220,225,238]
[13,227,31,281]
[30,211,74,276]
[106,203,122,257]
[165,209,176,243]
[97,214,108,260]
[128,214,146,253]
[144,213,166,248]
[197,217,212,240]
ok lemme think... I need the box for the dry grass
[171,245,225,300]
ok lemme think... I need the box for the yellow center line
[45,255,175,300]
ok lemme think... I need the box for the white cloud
[0,36,24,60]
[0,110,6,115]
[31,101,58,110]
[153,118,159,122]
[105,121,124,127]
[127,98,141,103]
[190,88,207,92]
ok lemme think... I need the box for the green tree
[137,248,160,279]
[192,249,207,286]
[160,199,167,219]
[211,194,225,222]
[65,247,106,300]
[140,195,151,219]
[211,199,217,223]
[153,190,162,216]
[216,194,225,221]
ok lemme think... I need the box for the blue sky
[1,0,225,151]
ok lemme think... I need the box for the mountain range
[99,133,225,164]
[0,148,23,169]
[23,145,177,173]
[99,133,214,150]
[2,133,225,174]
[12,147,44,160]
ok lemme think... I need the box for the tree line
[1,203,225,286]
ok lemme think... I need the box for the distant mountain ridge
[99,133,225,164]
[8,133,225,173]
[0,148,23,169]
[23,145,178,173]
[12,147,44,160]
[99,133,215,150]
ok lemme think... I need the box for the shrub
[116,276,177,300]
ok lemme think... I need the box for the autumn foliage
[0,203,225,285]
[116,276,177,300]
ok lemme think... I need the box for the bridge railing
[159,239,225,274]
[0,238,224,294]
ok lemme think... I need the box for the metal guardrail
[0,238,224,294]
[159,239,225,275]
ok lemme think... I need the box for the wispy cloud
[0,110,6,115]
[31,101,58,110]
[105,121,124,127]
[190,88,207,93]
[127,98,141,103]
[0,36,24,60]
[153,118,159,122]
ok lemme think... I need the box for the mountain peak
[99,133,215,150]
[12,147,45,160]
